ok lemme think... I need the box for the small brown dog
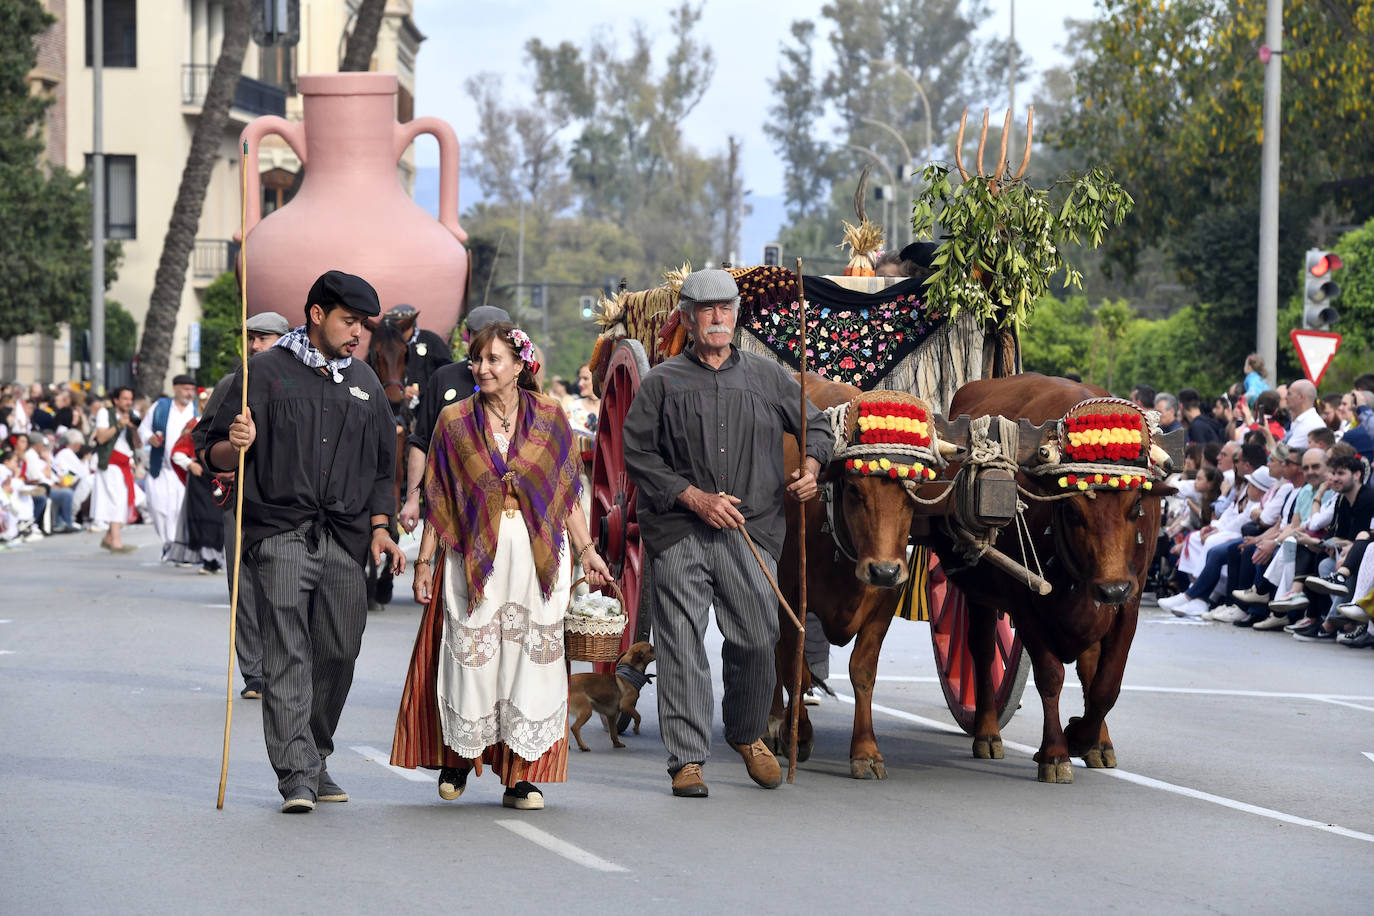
[568,641,655,751]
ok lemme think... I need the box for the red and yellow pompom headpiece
[839,391,940,481]
[1050,398,1155,491]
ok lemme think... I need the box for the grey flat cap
[465,305,511,332]
[245,311,290,335]
[678,269,738,303]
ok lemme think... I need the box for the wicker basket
[564,577,628,662]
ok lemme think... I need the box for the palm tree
[134,0,252,397]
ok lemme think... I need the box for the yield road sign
[1290,329,1342,386]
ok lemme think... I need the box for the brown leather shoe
[671,763,708,798]
[733,739,782,788]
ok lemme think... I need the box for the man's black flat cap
[306,270,381,317]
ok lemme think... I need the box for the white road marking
[495,820,629,873]
[350,745,433,783]
[1143,619,1211,626]
[202,604,231,609]
[1363,752,1374,765]
[0,619,12,623]
[1309,698,1374,713]
[872,676,1374,706]
[0,650,16,656]
[834,692,1374,845]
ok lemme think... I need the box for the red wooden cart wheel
[589,339,652,674]
[928,558,1030,734]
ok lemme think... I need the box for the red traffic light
[1310,253,1343,277]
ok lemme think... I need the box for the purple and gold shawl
[424,389,582,610]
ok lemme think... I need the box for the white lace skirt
[437,513,570,761]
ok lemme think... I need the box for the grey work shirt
[623,344,834,560]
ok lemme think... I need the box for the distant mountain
[414,167,791,268]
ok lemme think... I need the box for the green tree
[461,4,745,374]
[1020,294,1095,377]
[197,271,242,385]
[70,300,137,364]
[764,0,1031,260]
[0,0,120,341]
[1055,0,1374,276]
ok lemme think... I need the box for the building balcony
[182,65,286,118]
[193,238,239,283]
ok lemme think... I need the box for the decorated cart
[577,107,1139,737]
[583,264,1030,733]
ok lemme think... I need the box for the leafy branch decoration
[910,108,1135,329]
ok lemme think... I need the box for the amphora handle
[238,117,307,238]
[395,117,468,244]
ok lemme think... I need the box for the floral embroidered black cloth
[740,275,945,390]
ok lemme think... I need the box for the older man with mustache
[623,268,833,799]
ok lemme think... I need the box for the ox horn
[1150,443,1174,474]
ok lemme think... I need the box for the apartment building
[5,0,423,389]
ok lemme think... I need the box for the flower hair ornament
[507,327,541,377]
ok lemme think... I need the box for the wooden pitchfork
[953,106,1035,193]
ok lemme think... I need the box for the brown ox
[767,376,929,779]
[933,373,1173,782]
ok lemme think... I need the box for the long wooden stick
[788,259,809,783]
[217,139,251,809]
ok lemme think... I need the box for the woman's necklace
[486,393,517,434]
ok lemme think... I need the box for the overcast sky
[411,0,1099,253]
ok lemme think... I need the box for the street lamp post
[860,117,914,246]
[844,144,899,249]
[91,0,105,393]
[873,59,933,165]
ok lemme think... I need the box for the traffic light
[762,243,781,267]
[579,295,596,320]
[1303,248,1343,330]
[530,284,545,312]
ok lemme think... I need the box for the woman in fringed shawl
[392,322,612,810]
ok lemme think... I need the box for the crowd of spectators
[0,380,209,556]
[1145,356,1374,651]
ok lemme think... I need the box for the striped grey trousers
[223,507,261,682]
[651,527,779,774]
[248,524,367,799]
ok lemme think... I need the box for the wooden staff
[217,139,251,809]
[788,258,810,783]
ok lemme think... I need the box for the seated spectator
[52,430,94,522]
[1131,383,1157,412]
[1285,379,1324,449]
[1155,391,1182,433]
[1159,470,1271,618]
[1287,453,1374,640]
[1230,445,1311,626]
[1308,427,1336,450]
[23,433,78,533]
[0,447,43,543]
[1320,393,1344,432]
[1179,388,1224,445]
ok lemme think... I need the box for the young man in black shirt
[1293,453,1374,640]
[206,270,405,813]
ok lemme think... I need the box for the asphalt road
[3,524,1372,914]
